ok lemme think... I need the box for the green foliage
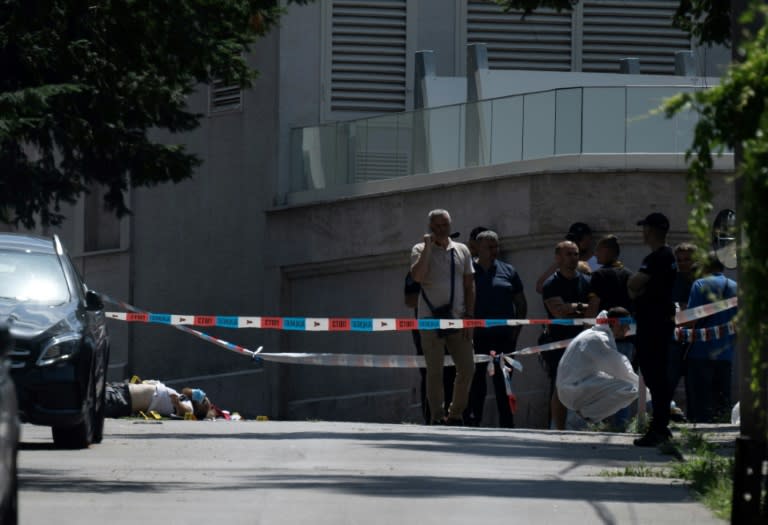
[495,0,733,44]
[664,2,768,418]
[677,426,717,454]
[0,0,310,227]
[600,429,734,518]
[669,429,734,519]
[624,413,650,435]
[672,0,733,45]
[598,462,666,478]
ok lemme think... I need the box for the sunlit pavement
[18,420,733,524]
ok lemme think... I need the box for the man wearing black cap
[535,222,598,294]
[628,212,678,446]
[566,222,598,272]
[467,226,489,259]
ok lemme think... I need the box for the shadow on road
[19,466,688,504]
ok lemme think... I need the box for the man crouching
[556,307,638,424]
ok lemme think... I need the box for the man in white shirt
[411,209,475,425]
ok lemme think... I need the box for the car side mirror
[85,290,104,311]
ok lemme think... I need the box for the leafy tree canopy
[0,0,309,227]
[665,1,768,407]
[495,0,732,44]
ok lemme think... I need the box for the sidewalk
[20,419,735,524]
[182,420,734,524]
[303,421,734,525]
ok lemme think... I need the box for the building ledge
[272,152,734,211]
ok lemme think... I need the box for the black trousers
[465,327,517,427]
[104,382,132,418]
[636,318,675,433]
[686,358,732,423]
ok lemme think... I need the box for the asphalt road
[17,419,726,524]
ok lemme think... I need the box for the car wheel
[52,413,92,449]
[52,362,96,449]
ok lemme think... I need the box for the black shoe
[633,428,671,447]
[444,417,464,426]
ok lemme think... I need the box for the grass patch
[598,427,734,520]
[668,451,733,520]
[624,414,650,434]
[598,462,666,478]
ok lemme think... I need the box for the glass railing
[289,85,704,193]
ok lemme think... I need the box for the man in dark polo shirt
[465,230,527,427]
[590,235,634,312]
[589,234,635,428]
[628,212,677,446]
[542,240,599,430]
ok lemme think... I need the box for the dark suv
[1,233,109,449]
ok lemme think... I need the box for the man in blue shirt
[685,254,737,423]
[465,230,527,427]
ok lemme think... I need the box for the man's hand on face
[423,233,434,249]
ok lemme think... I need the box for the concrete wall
[264,164,736,427]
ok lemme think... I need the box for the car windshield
[0,250,70,305]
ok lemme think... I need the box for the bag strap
[421,248,455,313]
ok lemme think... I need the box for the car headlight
[36,333,82,366]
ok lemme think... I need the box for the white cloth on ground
[144,380,192,416]
[556,317,638,422]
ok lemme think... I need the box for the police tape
[510,338,573,356]
[489,350,518,414]
[104,298,737,332]
[254,350,523,370]
[674,321,736,344]
[674,297,737,325]
[147,322,525,371]
[104,310,625,331]
[101,295,523,370]
[101,294,737,365]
